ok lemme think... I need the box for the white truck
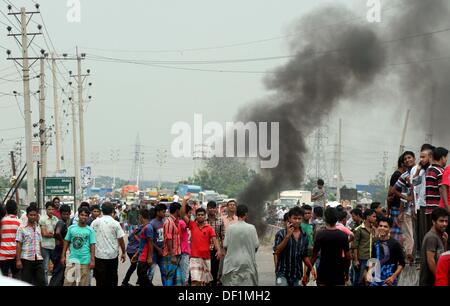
[274,190,312,208]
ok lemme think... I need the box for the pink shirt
[179,220,190,255]
[221,215,238,233]
[439,166,450,209]
[336,223,353,258]
[336,223,353,237]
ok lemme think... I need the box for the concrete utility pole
[70,92,81,207]
[76,47,86,168]
[10,151,20,205]
[399,109,411,157]
[336,119,342,203]
[51,53,62,172]
[39,54,47,180]
[6,5,42,203]
[21,7,34,204]
[110,149,119,190]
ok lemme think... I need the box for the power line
[79,0,407,54]
[83,24,450,74]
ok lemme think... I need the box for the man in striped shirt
[16,205,45,286]
[0,200,21,279]
[162,202,182,286]
[394,151,416,262]
[425,147,448,232]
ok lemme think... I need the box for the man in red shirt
[0,200,22,278]
[52,197,62,220]
[435,250,450,286]
[181,194,222,286]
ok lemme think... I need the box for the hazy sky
[0,0,434,187]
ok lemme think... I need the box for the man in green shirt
[351,209,376,286]
[61,207,96,286]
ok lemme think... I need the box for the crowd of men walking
[0,194,260,286]
[0,143,448,287]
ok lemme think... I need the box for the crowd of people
[272,143,449,286]
[0,194,261,286]
[0,142,448,287]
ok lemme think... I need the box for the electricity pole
[51,53,62,172]
[69,47,89,168]
[336,119,342,203]
[70,91,81,208]
[39,53,47,180]
[110,149,120,190]
[6,5,43,203]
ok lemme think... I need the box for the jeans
[0,259,20,279]
[122,252,137,285]
[41,248,54,286]
[94,257,119,287]
[276,276,301,286]
[21,259,45,286]
[352,259,368,286]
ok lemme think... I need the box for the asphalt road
[114,243,276,286]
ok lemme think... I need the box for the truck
[199,190,220,207]
[274,190,312,208]
[121,185,139,203]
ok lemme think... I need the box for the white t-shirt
[173,195,180,203]
[91,215,125,259]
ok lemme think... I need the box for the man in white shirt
[91,202,126,286]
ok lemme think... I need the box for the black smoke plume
[235,1,450,235]
[237,5,387,234]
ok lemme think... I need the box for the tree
[369,171,389,204]
[187,157,256,198]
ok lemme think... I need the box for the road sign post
[44,177,76,212]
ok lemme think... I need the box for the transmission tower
[130,134,144,189]
[306,125,330,185]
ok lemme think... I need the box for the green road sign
[44,177,75,196]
